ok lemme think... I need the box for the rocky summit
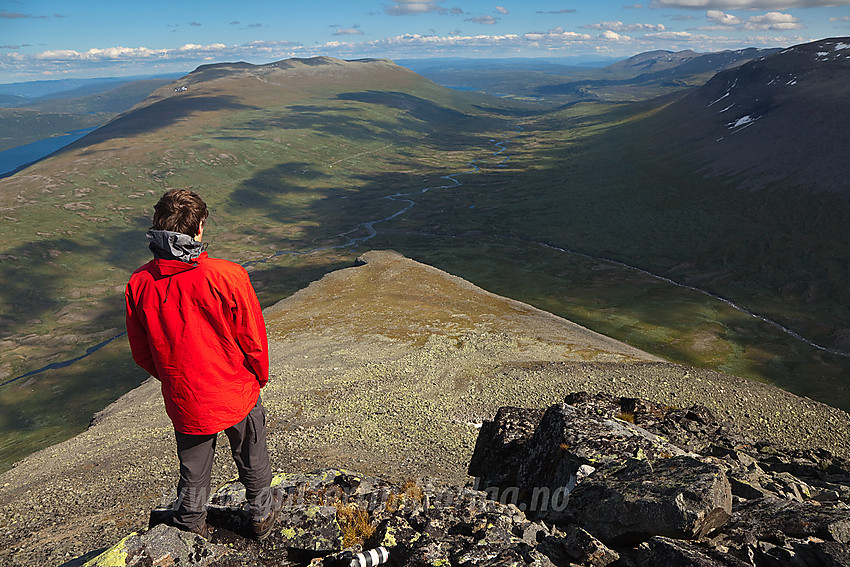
[1,251,849,566]
[84,391,850,566]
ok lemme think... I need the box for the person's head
[151,189,209,239]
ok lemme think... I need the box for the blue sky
[1,0,849,83]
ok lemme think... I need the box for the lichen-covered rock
[559,524,619,566]
[80,391,850,567]
[274,505,343,552]
[564,392,746,455]
[721,497,850,544]
[82,523,229,567]
[517,403,690,503]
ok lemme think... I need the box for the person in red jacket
[125,188,282,540]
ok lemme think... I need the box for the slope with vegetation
[387,38,850,410]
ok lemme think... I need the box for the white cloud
[744,11,804,29]
[522,27,593,41]
[35,46,167,60]
[706,10,741,25]
[384,1,447,15]
[699,9,804,30]
[651,0,849,8]
[643,30,711,40]
[496,6,509,14]
[583,20,667,31]
[599,30,633,40]
[830,15,850,20]
[0,22,816,82]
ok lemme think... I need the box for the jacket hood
[147,230,207,263]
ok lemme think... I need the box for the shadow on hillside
[336,91,494,144]
[231,91,505,150]
[0,225,148,347]
[226,150,486,252]
[336,91,468,123]
[63,95,258,153]
[240,104,398,143]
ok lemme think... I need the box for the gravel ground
[1,250,848,566]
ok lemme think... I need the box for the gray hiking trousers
[172,395,273,531]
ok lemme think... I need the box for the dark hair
[151,189,209,236]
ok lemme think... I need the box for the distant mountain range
[400,46,782,103]
[605,47,782,76]
[534,46,781,100]
[0,73,184,101]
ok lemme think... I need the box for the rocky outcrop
[469,392,850,566]
[84,468,621,567]
[83,392,850,566]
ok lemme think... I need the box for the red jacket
[125,251,269,434]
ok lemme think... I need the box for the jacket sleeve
[124,284,160,379]
[232,270,270,387]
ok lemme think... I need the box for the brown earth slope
[1,250,848,566]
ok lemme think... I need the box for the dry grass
[615,411,636,423]
[334,501,375,548]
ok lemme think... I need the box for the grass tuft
[334,502,375,548]
[615,411,636,423]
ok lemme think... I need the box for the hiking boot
[252,488,284,541]
[150,508,211,540]
[185,522,211,540]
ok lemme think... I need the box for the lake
[0,127,96,177]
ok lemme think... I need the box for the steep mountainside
[410,36,850,411]
[648,37,850,191]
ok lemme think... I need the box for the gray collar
[146,230,207,262]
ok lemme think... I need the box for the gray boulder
[564,455,732,544]
[468,406,545,487]
[638,536,750,566]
